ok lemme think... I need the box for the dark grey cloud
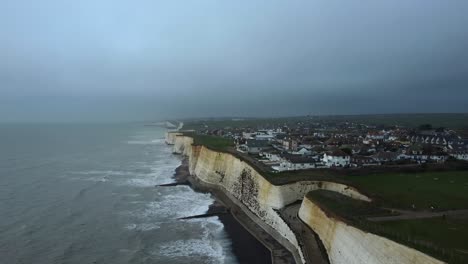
[1,1,468,121]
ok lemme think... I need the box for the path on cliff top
[367,208,468,222]
[279,204,329,264]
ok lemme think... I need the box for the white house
[322,150,351,167]
[261,152,281,162]
[450,152,468,160]
[428,153,448,163]
[273,155,318,171]
[292,147,311,155]
[448,148,468,161]
[242,132,255,139]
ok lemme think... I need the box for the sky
[1,0,468,122]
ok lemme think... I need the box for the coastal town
[187,119,468,172]
[168,115,468,264]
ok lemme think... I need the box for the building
[322,149,351,167]
[449,146,468,160]
[260,151,281,162]
[245,139,270,154]
[351,155,379,167]
[371,151,400,163]
[283,138,299,151]
[273,154,318,171]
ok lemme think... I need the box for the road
[279,203,329,264]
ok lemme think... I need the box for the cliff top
[306,190,468,264]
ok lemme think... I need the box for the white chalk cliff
[166,132,444,264]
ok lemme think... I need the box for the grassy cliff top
[175,130,468,263]
[345,170,468,211]
[178,132,468,211]
[306,190,468,264]
[306,190,392,219]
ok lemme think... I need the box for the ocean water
[0,123,239,264]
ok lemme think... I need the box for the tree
[341,147,352,155]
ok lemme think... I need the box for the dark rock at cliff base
[173,159,190,183]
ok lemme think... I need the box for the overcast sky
[1,1,468,122]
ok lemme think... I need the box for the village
[192,120,468,172]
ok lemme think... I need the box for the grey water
[0,123,238,264]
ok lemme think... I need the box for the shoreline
[171,158,272,264]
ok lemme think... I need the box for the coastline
[166,132,451,264]
[171,158,272,264]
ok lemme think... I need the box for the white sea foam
[157,238,225,263]
[70,170,131,176]
[69,157,180,186]
[136,186,212,219]
[124,160,180,187]
[70,130,230,263]
[125,183,230,263]
[157,217,226,263]
[68,175,110,182]
[68,170,137,184]
[125,223,160,231]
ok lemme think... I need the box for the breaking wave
[66,130,234,263]
[157,217,227,264]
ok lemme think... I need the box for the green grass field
[307,190,468,264]
[190,134,234,152]
[265,164,468,208]
[379,217,468,254]
[346,171,468,210]
[307,190,393,218]
[184,132,468,213]
[379,217,468,263]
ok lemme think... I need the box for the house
[283,138,299,151]
[385,135,399,142]
[275,134,288,143]
[292,147,311,156]
[322,149,351,167]
[246,139,270,154]
[371,151,400,163]
[402,145,430,163]
[255,131,275,141]
[409,134,464,148]
[366,131,385,140]
[260,151,281,162]
[311,145,326,154]
[428,152,448,163]
[242,132,255,139]
[324,138,341,147]
[236,144,248,153]
[273,154,318,171]
[449,146,468,160]
[351,155,379,167]
[449,151,468,161]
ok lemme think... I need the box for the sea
[0,123,242,264]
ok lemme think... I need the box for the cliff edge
[165,132,445,264]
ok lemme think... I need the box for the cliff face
[298,197,444,264]
[166,132,444,264]
[164,132,182,145]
